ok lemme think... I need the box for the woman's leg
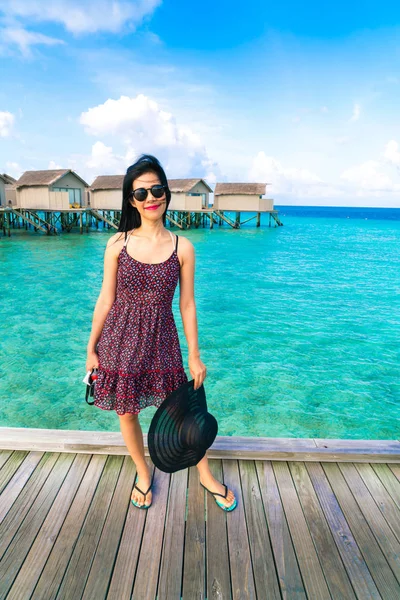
[119,413,153,507]
[196,453,236,508]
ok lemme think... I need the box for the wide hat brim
[147,379,218,473]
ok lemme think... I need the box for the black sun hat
[147,379,218,473]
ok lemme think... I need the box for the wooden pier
[0,206,283,237]
[0,428,399,599]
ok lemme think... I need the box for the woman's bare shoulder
[176,234,194,250]
[105,231,126,255]
[176,234,194,265]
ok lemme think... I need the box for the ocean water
[1,206,399,439]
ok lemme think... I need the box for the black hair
[117,154,171,237]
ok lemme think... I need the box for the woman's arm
[86,234,122,355]
[179,237,207,389]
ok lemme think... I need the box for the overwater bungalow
[15,169,89,210]
[213,182,273,211]
[89,175,124,210]
[168,178,213,210]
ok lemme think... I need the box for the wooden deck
[0,430,399,599]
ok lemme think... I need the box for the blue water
[1,206,399,439]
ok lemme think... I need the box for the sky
[0,0,400,207]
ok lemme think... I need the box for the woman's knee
[119,412,139,422]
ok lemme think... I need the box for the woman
[86,154,236,510]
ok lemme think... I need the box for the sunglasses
[128,184,167,202]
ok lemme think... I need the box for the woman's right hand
[86,351,99,372]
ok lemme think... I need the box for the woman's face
[130,171,166,220]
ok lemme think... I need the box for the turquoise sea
[1,206,399,439]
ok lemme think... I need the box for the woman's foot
[131,467,152,507]
[199,475,236,509]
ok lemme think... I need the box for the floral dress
[94,229,188,415]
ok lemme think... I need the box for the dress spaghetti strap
[124,229,134,247]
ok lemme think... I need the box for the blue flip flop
[131,471,154,509]
[200,481,237,512]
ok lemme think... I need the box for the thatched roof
[16,169,89,188]
[168,178,213,193]
[1,173,17,185]
[214,183,268,196]
[0,174,6,184]
[90,175,124,190]
[90,176,213,193]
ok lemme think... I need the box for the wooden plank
[322,462,400,599]
[389,464,400,482]
[273,462,331,599]
[30,454,107,600]
[338,463,400,580]
[157,467,187,600]
[1,428,399,462]
[0,450,14,475]
[54,455,124,600]
[204,459,232,600]
[0,450,30,494]
[355,463,400,542]
[0,427,319,459]
[288,461,356,599]
[312,439,400,463]
[133,464,170,600]
[102,457,149,600]
[371,463,400,510]
[81,455,142,600]
[238,460,281,599]
[257,461,306,599]
[182,465,206,599]
[0,452,59,559]
[0,452,43,521]
[306,462,380,600]
[0,452,75,598]
[6,454,91,600]
[223,459,257,599]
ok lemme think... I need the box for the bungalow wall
[213,194,274,211]
[0,179,5,206]
[5,187,16,206]
[16,187,70,209]
[89,189,122,210]
[16,186,49,209]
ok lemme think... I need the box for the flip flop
[131,471,154,509]
[200,481,237,512]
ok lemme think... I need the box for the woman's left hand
[189,355,207,390]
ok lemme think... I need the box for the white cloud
[248,150,400,203]
[349,103,361,122]
[0,0,162,34]
[85,141,126,173]
[0,26,64,56]
[249,151,333,198]
[0,111,15,136]
[384,140,400,166]
[48,160,63,169]
[340,160,400,195]
[5,161,23,178]
[79,94,220,178]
